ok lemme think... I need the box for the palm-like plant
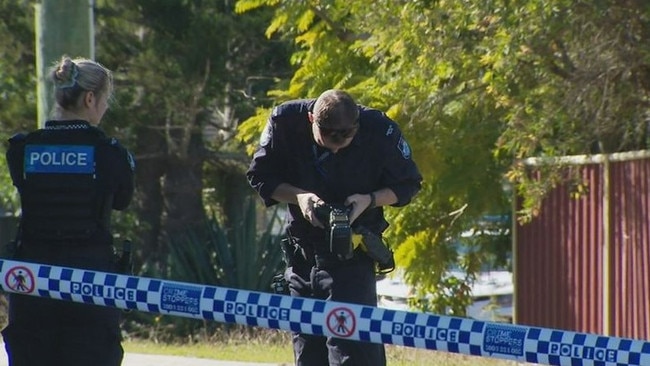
[166,197,284,292]
[123,198,285,341]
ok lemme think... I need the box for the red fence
[515,152,650,340]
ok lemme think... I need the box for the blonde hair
[49,56,113,112]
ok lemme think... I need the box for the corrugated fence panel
[516,157,650,339]
[573,165,604,335]
[516,164,604,334]
[610,159,650,339]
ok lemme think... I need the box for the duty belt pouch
[355,226,395,274]
[280,237,295,266]
[281,236,311,268]
[2,221,21,259]
[115,239,133,275]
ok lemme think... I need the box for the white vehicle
[376,270,513,322]
[376,225,513,321]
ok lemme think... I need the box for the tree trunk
[220,166,254,243]
[133,126,166,267]
[161,127,208,263]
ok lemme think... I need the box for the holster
[2,222,22,259]
[115,239,133,275]
[280,237,296,266]
[281,236,314,269]
[354,226,395,274]
[2,240,19,259]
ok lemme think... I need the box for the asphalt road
[0,349,285,366]
[122,353,284,366]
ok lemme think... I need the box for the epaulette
[8,133,26,144]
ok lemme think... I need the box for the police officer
[2,56,135,366]
[247,89,422,365]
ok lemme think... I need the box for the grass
[123,329,293,364]
[122,327,528,366]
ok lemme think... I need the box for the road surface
[0,347,285,366]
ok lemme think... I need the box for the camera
[314,203,354,260]
[313,202,396,273]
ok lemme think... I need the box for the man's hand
[297,192,325,228]
[286,267,312,297]
[344,193,374,224]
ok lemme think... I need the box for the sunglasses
[315,121,359,138]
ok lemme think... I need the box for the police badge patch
[397,137,411,159]
[24,144,95,174]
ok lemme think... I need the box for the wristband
[368,192,376,210]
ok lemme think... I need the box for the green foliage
[238,0,650,222]
[125,198,285,339]
[164,198,284,291]
[2,0,648,332]
[0,1,37,215]
[0,0,36,131]
[0,157,19,215]
[237,107,273,156]
[93,0,294,269]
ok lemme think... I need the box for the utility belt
[2,236,134,276]
[21,218,103,243]
[271,233,395,295]
[281,231,395,274]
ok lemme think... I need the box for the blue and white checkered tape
[1,259,648,366]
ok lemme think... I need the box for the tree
[94,0,292,269]
[235,0,650,313]
[0,0,37,213]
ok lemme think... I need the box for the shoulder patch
[397,136,412,159]
[8,133,26,143]
[260,122,273,147]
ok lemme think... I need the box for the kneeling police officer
[2,56,135,366]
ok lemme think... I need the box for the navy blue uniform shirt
[247,99,422,242]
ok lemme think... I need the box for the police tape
[1,258,648,366]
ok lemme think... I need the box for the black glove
[310,266,333,300]
[286,267,312,297]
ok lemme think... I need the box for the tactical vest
[17,127,113,244]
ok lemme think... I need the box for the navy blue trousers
[2,243,124,366]
[286,252,386,366]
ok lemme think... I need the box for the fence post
[601,154,611,336]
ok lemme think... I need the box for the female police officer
[247,89,422,365]
[2,56,135,366]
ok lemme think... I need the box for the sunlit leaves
[235,0,650,310]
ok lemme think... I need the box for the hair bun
[54,58,79,89]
